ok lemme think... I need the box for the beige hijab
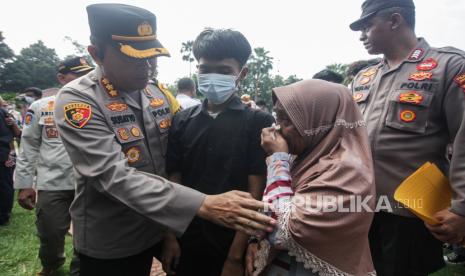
[269,79,376,275]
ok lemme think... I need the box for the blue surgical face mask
[197,72,241,105]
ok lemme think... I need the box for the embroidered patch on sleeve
[24,112,34,126]
[63,103,92,128]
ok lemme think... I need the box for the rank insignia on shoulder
[106,102,128,112]
[400,110,416,122]
[353,93,364,102]
[150,98,164,108]
[101,78,118,97]
[417,58,438,71]
[455,73,465,86]
[125,146,141,164]
[399,91,423,105]
[362,68,377,77]
[117,127,130,141]
[408,48,424,61]
[359,76,371,85]
[408,72,433,81]
[64,102,92,128]
[159,118,171,129]
[130,126,141,137]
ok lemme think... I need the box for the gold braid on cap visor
[119,44,170,59]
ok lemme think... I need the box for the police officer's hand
[261,127,289,155]
[161,232,181,275]
[425,209,465,244]
[17,188,36,210]
[197,191,276,236]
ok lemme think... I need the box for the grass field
[1,200,464,276]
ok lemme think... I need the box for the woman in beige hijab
[247,79,376,276]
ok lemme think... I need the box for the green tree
[180,40,194,77]
[0,40,60,92]
[284,74,302,85]
[245,47,274,101]
[0,32,14,69]
[326,63,348,78]
[63,36,94,66]
[0,32,15,92]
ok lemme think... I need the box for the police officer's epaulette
[435,46,465,59]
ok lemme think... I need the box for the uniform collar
[405,38,430,63]
[381,38,431,66]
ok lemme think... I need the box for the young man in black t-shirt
[162,28,274,276]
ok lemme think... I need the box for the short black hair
[193,28,252,67]
[312,69,344,84]
[177,77,195,91]
[377,7,416,30]
[23,87,43,98]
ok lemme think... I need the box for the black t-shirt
[166,96,274,253]
[0,108,13,162]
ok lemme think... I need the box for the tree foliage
[63,36,94,66]
[180,40,194,77]
[241,48,301,110]
[326,63,348,78]
[0,40,60,92]
[0,32,14,69]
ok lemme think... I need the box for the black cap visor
[350,11,377,31]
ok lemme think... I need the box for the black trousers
[176,235,228,276]
[369,211,445,276]
[78,243,161,276]
[0,162,14,224]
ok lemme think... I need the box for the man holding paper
[349,0,465,275]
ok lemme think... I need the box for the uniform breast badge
[159,118,171,129]
[125,146,141,164]
[362,68,377,77]
[399,92,423,105]
[117,128,130,141]
[45,126,59,138]
[106,102,128,112]
[417,58,438,71]
[359,76,371,85]
[130,126,141,137]
[353,93,364,102]
[150,98,164,108]
[408,72,433,81]
[400,110,417,122]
